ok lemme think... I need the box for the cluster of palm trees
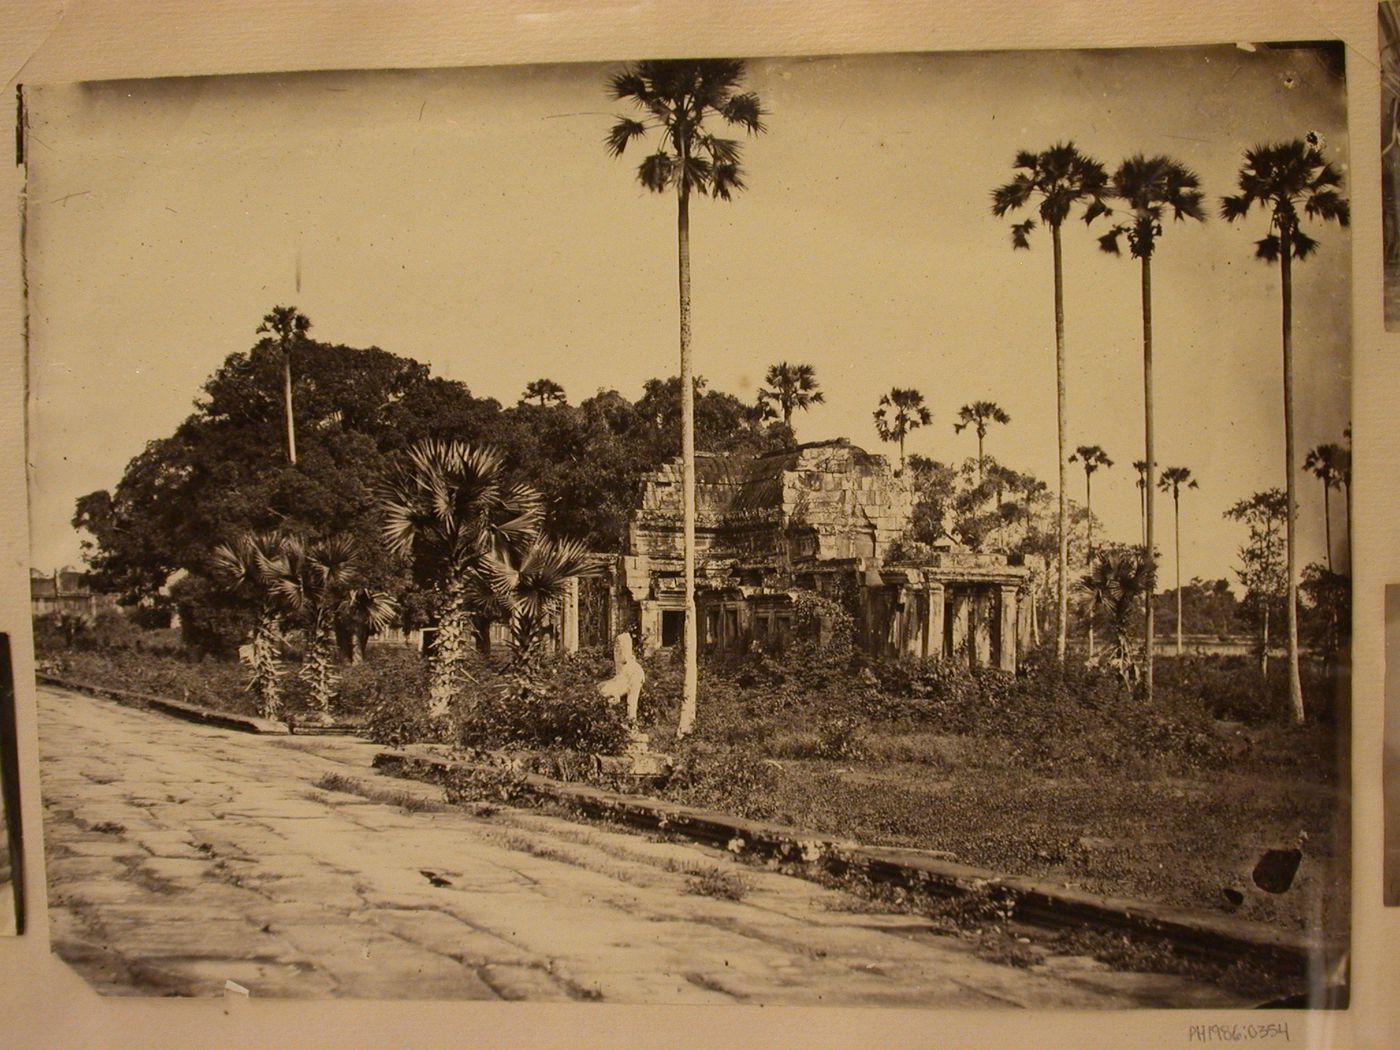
[211,531,395,719]
[991,138,1348,719]
[375,440,600,719]
[251,58,1347,733]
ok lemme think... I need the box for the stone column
[561,576,580,654]
[901,588,922,659]
[998,584,1019,672]
[639,600,662,654]
[972,590,993,667]
[925,581,946,660]
[950,591,971,663]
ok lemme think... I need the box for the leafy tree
[1225,489,1289,679]
[991,142,1111,664]
[1300,562,1350,665]
[1069,445,1113,658]
[1303,442,1345,571]
[1222,137,1350,723]
[521,379,567,407]
[72,327,506,649]
[377,440,544,718]
[1153,578,1238,640]
[607,58,766,738]
[758,361,825,432]
[873,387,932,473]
[256,305,312,466]
[1099,154,1207,699]
[1157,466,1199,656]
[953,401,1011,485]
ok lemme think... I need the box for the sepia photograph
[23,41,1351,1008]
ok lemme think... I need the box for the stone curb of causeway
[373,745,1331,977]
[37,673,290,735]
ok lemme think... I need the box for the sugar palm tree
[953,401,1011,486]
[1157,466,1199,656]
[1303,442,1345,571]
[260,534,396,714]
[758,361,825,429]
[377,439,544,718]
[992,143,1110,662]
[873,388,932,473]
[256,306,311,467]
[1078,548,1154,690]
[521,379,567,407]
[211,530,292,719]
[1222,137,1350,723]
[1069,445,1113,658]
[488,537,602,657]
[1098,154,1206,698]
[607,59,766,738]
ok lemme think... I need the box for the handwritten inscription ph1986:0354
[1188,1023,1290,1043]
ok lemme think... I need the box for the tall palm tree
[953,401,1011,485]
[1157,466,1199,656]
[758,361,825,429]
[1303,442,1345,571]
[1069,445,1113,658]
[377,439,544,718]
[873,388,932,473]
[1222,138,1350,723]
[256,306,311,467]
[607,59,766,738]
[1098,154,1206,698]
[521,379,567,407]
[992,143,1110,663]
[211,530,292,719]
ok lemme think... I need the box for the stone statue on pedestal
[597,631,645,723]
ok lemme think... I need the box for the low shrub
[439,763,532,806]
[457,652,631,755]
[661,741,781,821]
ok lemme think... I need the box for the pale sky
[24,44,1351,589]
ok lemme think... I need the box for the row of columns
[906,581,1019,672]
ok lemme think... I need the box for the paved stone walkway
[37,684,1250,1006]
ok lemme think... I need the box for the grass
[41,637,1349,947]
[311,772,444,813]
[682,867,748,901]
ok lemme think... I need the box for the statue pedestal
[594,728,671,778]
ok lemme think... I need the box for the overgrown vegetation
[36,598,1347,942]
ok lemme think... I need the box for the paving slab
[37,683,1260,1006]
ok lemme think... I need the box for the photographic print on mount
[23,41,1349,1005]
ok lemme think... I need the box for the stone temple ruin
[567,439,1030,671]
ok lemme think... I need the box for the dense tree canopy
[73,326,790,640]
